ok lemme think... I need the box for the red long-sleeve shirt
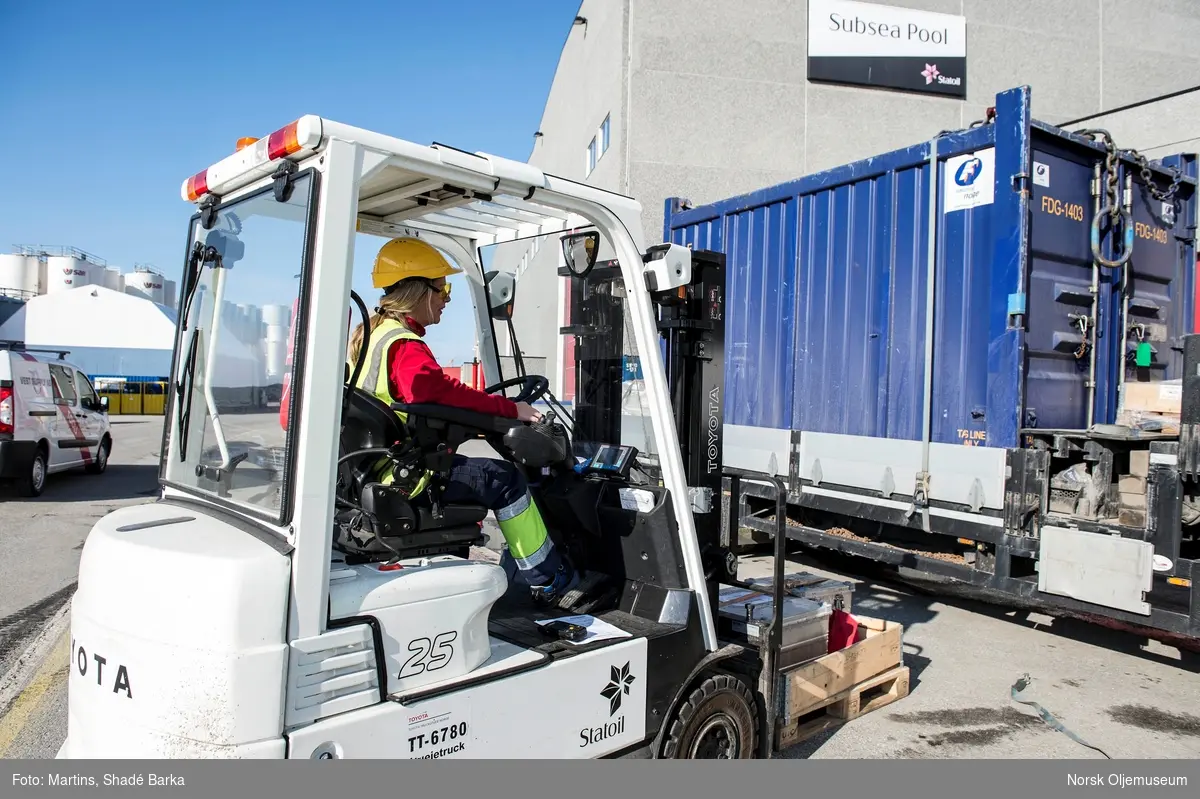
[386,318,519,418]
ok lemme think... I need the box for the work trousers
[440,455,563,585]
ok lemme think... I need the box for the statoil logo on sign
[921,62,961,88]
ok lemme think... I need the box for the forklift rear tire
[660,672,758,759]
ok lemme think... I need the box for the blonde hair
[348,279,432,365]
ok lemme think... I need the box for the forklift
[58,116,795,759]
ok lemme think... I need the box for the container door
[121,382,143,414]
[142,381,166,415]
[1113,155,1197,393]
[1022,142,1105,433]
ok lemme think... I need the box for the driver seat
[334,386,489,563]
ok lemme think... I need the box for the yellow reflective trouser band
[497,494,552,567]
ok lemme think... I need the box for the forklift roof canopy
[182,115,647,253]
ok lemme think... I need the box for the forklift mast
[646,246,732,603]
[559,245,734,609]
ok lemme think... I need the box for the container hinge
[1012,172,1030,197]
[689,486,714,514]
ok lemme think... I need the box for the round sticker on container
[1152,554,1173,572]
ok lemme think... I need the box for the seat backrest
[340,386,406,453]
[336,387,408,500]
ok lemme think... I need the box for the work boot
[530,557,581,607]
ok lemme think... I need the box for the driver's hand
[515,402,542,423]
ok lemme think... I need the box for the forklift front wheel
[660,672,758,759]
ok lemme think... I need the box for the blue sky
[0,0,580,364]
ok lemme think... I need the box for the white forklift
[58,116,798,759]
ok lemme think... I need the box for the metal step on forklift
[57,115,888,760]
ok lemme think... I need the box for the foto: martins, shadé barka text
[13,773,185,787]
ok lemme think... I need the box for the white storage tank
[35,257,47,294]
[265,339,288,380]
[103,267,122,291]
[124,268,165,304]
[236,304,255,342]
[244,305,263,338]
[262,303,291,329]
[0,254,38,297]
[46,256,94,293]
[163,279,177,308]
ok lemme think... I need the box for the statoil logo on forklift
[581,662,636,748]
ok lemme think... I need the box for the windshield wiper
[180,242,206,332]
[175,328,200,461]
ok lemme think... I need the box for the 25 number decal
[399,631,458,678]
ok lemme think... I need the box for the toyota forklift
[58,116,794,760]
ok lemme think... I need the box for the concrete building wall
[1058,91,1200,162]
[485,0,1200,393]
[527,0,629,190]
[486,0,629,391]
[626,0,1200,240]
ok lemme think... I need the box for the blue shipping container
[665,85,1198,452]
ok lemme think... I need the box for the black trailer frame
[726,372,1200,641]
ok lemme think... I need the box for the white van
[0,342,113,497]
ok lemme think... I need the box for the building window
[585,136,597,176]
[584,114,612,178]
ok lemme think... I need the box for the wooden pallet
[776,664,911,749]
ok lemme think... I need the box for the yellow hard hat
[371,237,462,289]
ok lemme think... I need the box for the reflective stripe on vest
[350,317,426,489]
[353,317,423,425]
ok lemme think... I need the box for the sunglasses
[420,279,451,300]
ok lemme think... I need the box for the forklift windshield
[479,230,657,471]
[160,169,319,524]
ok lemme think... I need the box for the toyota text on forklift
[57,116,796,759]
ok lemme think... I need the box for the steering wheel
[482,375,550,405]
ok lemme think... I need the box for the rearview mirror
[561,232,599,278]
[204,227,245,267]
[484,270,516,321]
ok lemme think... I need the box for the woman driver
[348,236,579,604]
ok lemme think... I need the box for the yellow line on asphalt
[0,629,70,757]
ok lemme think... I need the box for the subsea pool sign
[807,0,966,98]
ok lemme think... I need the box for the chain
[1078,127,1184,205]
[1074,315,1090,360]
[1127,149,1184,204]
[1075,128,1184,270]
[1096,132,1121,223]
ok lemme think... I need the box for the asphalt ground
[0,415,164,759]
[1,417,1198,759]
